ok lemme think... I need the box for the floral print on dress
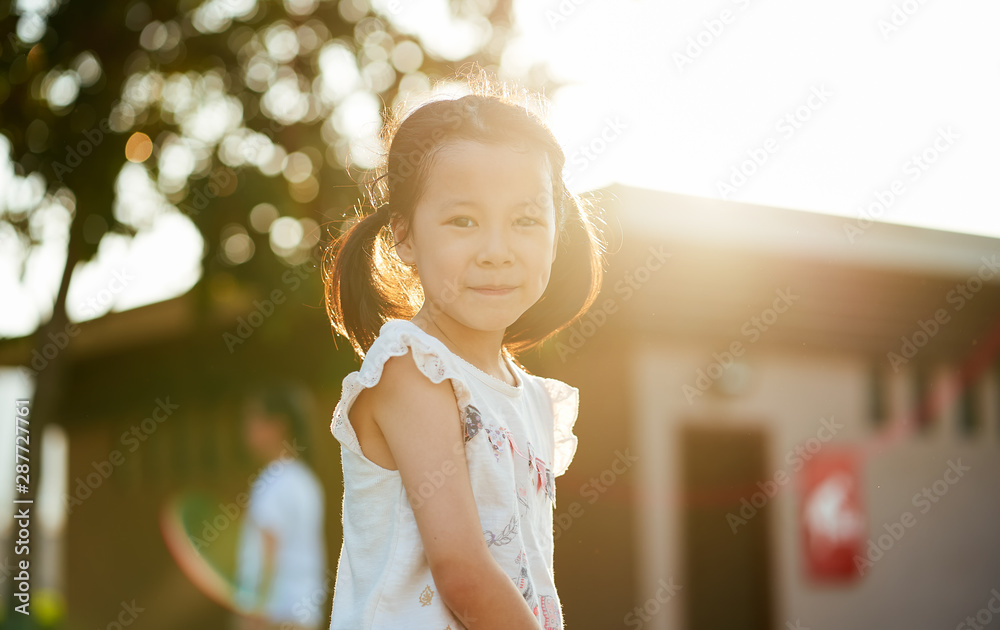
[419,585,434,606]
[541,467,555,503]
[462,404,556,503]
[539,594,562,630]
[483,512,519,547]
[513,549,536,608]
[482,424,508,461]
[516,485,529,517]
[511,549,559,629]
[463,405,483,442]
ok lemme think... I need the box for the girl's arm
[371,349,541,629]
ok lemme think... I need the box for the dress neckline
[390,319,523,397]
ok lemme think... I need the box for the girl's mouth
[471,286,517,296]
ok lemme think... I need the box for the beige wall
[632,339,1000,630]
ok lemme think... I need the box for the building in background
[537,184,1000,630]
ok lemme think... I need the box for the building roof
[601,183,999,279]
[590,183,1000,364]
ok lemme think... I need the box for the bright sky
[507,0,1000,238]
[1,0,998,340]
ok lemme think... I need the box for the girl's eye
[518,217,540,227]
[450,217,475,227]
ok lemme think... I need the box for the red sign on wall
[799,448,866,582]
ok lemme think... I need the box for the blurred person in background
[233,382,327,630]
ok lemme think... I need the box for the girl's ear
[391,216,415,264]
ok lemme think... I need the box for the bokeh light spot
[125,132,154,163]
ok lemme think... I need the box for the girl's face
[392,140,558,334]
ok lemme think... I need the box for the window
[913,363,933,433]
[956,375,979,437]
[868,361,887,429]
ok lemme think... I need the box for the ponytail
[322,203,421,360]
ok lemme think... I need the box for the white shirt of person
[235,456,327,627]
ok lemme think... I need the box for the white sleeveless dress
[328,319,580,629]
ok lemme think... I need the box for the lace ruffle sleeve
[539,378,580,477]
[330,321,473,462]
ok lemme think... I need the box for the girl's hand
[234,611,270,630]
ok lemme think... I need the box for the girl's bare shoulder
[367,347,459,415]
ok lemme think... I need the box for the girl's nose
[476,227,514,266]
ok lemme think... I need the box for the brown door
[680,423,773,630]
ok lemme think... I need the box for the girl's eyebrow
[440,197,547,212]
[440,199,479,210]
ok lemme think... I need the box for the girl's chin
[442,310,525,333]
[420,294,537,329]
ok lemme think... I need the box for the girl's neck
[410,311,515,386]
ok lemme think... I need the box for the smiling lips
[471,285,517,295]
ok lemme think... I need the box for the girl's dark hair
[244,381,315,465]
[323,66,608,360]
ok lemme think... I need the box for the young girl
[322,69,606,630]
